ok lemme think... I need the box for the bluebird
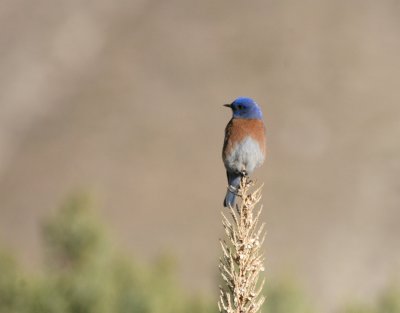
[222,97,266,207]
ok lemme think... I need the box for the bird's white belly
[225,136,264,174]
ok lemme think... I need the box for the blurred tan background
[1,0,400,311]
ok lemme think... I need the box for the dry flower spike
[218,176,266,313]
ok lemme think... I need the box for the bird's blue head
[224,97,263,120]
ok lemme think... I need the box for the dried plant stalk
[218,176,266,313]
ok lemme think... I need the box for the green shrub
[0,193,213,313]
[0,252,28,313]
[263,279,314,313]
[0,193,398,313]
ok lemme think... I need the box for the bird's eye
[237,105,244,110]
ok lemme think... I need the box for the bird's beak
[223,104,232,108]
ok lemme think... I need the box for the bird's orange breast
[222,118,266,160]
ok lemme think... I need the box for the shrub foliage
[0,194,398,313]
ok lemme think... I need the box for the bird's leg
[227,184,239,195]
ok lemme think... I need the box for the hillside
[0,1,400,311]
